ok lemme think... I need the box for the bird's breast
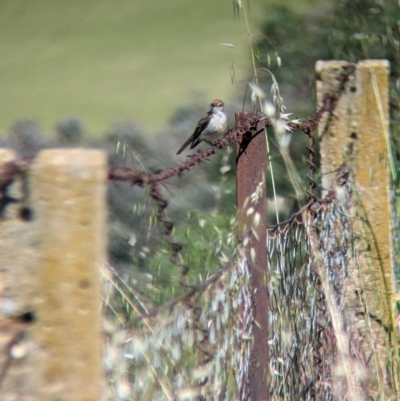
[200,112,227,140]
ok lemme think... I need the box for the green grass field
[0,0,328,134]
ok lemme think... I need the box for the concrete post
[0,149,107,400]
[317,60,396,394]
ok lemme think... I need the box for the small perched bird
[176,99,227,155]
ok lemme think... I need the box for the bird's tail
[176,134,194,155]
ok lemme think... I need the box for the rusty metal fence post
[236,114,269,401]
[0,149,107,401]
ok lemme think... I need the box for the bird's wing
[189,112,211,149]
[176,111,210,155]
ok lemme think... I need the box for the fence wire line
[104,165,397,400]
[267,185,353,400]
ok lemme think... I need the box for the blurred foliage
[8,118,45,158]
[56,117,85,145]
[324,0,400,72]
[255,0,400,206]
[258,0,400,97]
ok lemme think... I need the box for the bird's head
[209,99,225,113]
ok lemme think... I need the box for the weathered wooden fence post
[317,60,396,393]
[236,114,269,401]
[0,149,107,400]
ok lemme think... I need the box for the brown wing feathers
[176,111,210,155]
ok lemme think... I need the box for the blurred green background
[0,0,326,134]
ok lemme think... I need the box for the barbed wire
[107,92,337,188]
